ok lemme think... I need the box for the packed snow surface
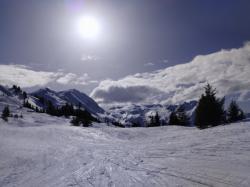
[1,116,250,187]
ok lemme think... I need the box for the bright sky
[0,0,250,96]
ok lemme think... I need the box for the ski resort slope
[0,118,250,187]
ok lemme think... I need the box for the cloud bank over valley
[91,43,250,109]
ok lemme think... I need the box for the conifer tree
[148,115,154,127]
[227,100,245,123]
[35,107,40,113]
[154,112,161,126]
[23,100,34,110]
[176,106,190,126]
[22,91,27,100]
[148,112,161,127]
[46,100,57,116]
[1,106,10,121]
[168,111,179,125]
[168,106,189,126]
[195,84,225,129]
[70,116,80,126]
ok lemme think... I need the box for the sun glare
[76,16,101,40]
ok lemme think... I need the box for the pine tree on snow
[227,100,245,123]
[195,84,225,129]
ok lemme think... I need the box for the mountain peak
[31,87,105,115]
[62,89,80,94]
[42,87,55,92]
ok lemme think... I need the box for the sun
[76,16,101,40]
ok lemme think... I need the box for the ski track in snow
[1,116,250,187]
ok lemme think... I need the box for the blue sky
[0,0,250,110]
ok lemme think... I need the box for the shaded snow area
[1,118,250,187]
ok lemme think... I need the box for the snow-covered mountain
[1,84,248,127]
[58,89,105,114]
[105,101,197,127]
[0,85,105,119]
[31,88,105,115]
[0,85,24,112]
[0,85,12,96]
[0,84,197,126]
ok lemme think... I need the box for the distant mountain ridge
[31,87,105,115]
[0,84,198,126]
[2,84,247,127]
[0,85,105,117]
[105,101,198,127]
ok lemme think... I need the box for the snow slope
[1,117,250,187]
[58,89,105,114]
[0,86,23,112]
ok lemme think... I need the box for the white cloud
[73,73,98,85]
[91,42,250,106]
[144,62,154,66]
[89,80,99,84]
[52,72,98,86]
[81,54,99,62]
[92,81,165,104]
[0,65,97,88]
[56,73,77,84]
[0,65,62,87]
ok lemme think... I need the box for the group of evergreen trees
[2,94,96,126]
[1,84,26,122]
[45,101,96,125]
[70,108,94,127]
[21,92,96,127]
[148,112,161,127]
[23,100,44,113]
[45,101,74,117]
[195,84,245,129]
[43,100,96,127]
[147,107,190,127]
[12,85,27,100]
[28,98,96,126]
[1,105,23,122]
[227,100,245,123]
[147,105,190,127]
[146,84,246,129]
[16,85,97,126]
[169,106,190,126]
